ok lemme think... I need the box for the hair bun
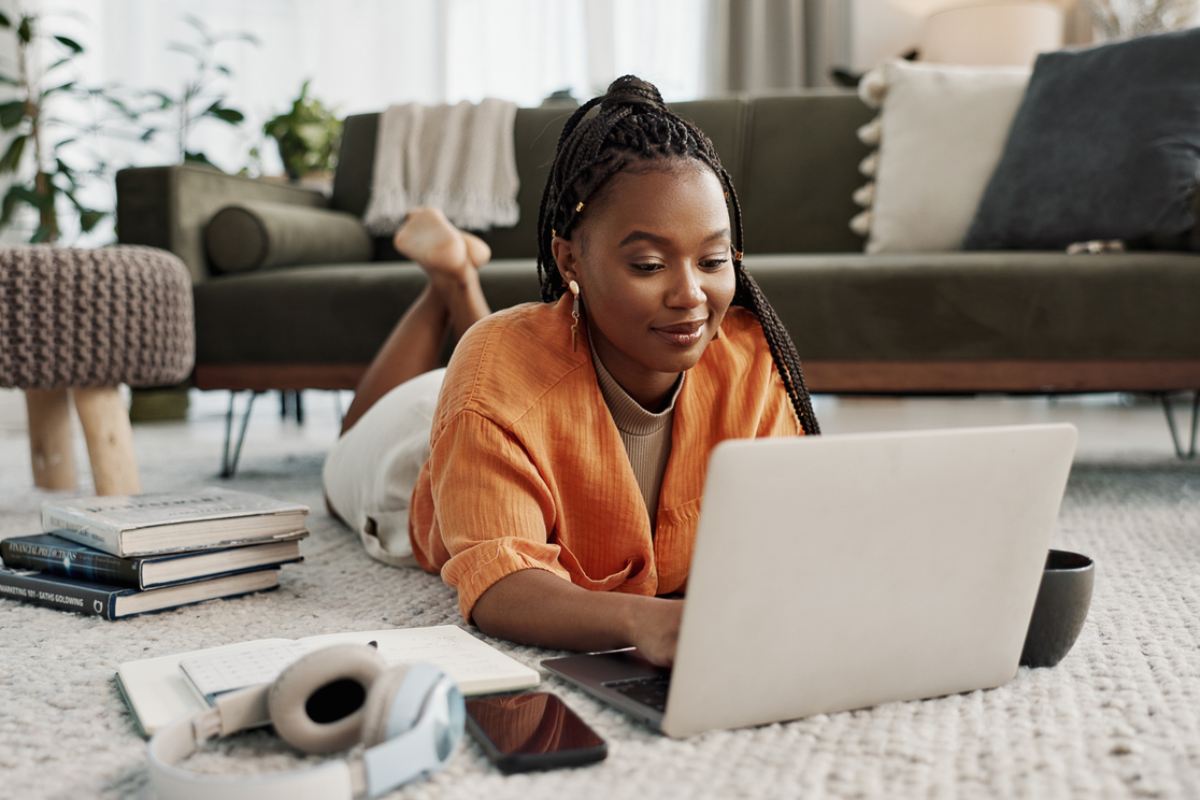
[601,75,666,112]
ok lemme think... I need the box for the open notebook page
[118,626,540,737]
[181,626,540,700]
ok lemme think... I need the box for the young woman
[324,75,820,666]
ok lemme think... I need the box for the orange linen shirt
[408,294,805,621]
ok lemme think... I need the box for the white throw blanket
[363,98,520,233]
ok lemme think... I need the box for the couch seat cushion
[747,252,1200,361]
[194,253,1200,367]
[194,260,543,364]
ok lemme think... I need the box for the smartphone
[465,691,607,774]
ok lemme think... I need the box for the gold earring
[568,280,581,351]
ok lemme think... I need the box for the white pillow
[853,60,1031,254]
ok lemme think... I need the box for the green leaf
[79,209,104,232]
[215,64,232,77]
[43,56,73,74]
[103,95,137,119]
[17,15,32,44]
[146,90,175,110]
[54,35,84,54]
[183,150,215,167]
[183,14,210,37]
[0,184,38,226]
[55,158,77,186]
[61,186,85,211]
[0,12,11,28]
[1,185,23,226]
[12,185,42,207]
[0,134,27,172]
[0,74,17,86]
[205,103,244,124]
[0,100,26,129]
[140,127,157,142]
[42,81,76,97]
[31,223,55,244]
[167,42,203,61]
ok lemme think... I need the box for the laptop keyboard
[605,674,672,713]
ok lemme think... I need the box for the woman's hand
[472,569,685,666]
[626,596,684,667]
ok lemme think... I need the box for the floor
[2,387,1199,798]
[0,386,1191,477]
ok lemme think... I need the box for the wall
[847,0,1095,71]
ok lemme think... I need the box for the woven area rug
[1,413,1198,799]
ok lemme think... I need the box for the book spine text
[40,507,124,556]
[0,539,140,588]
[0,571,115,619]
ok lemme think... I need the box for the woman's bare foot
[393,208,469,279]
[463,232,491,270]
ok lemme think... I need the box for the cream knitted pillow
[851,60,1030,253]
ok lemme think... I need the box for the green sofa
[116,91,1200,402]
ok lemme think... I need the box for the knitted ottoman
[0,246,194,495]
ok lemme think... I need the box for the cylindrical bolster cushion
[204,201,372,274]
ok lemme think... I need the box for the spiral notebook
[115,625,540,737]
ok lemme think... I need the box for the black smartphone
[465,691,607,774]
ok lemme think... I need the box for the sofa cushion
[746,252,1200,361]
[204,201,371,273]
[193,260,544,364]
[965,27,1200,251]
[194,253,1200,368]
[855,60,1029,254]
[740,93,874,254]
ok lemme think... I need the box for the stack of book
[0,488,308,620]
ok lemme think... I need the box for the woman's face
[551,161,737,410]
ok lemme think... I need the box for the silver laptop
[542,423,1077,738]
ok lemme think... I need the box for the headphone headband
[146,645,463,800]
[147,692,360,800]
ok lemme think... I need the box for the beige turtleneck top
[590,342,682,527]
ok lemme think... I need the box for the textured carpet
[1,417,1199,799]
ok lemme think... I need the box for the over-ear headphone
[147,643,465,799]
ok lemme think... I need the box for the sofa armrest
[116,164,328,283]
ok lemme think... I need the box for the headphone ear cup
[359,665,414,747]
[267,644,386,755]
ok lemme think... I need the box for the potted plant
[263,79,341,184]
[0,9,134,242]
[141,14,258,169]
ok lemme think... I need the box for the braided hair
[535,75,821,435]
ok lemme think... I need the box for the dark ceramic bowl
[1020,549,1095,668]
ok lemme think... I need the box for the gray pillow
[965,27,1200,251]
[204,201,373,274]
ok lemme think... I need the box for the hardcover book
[40,487,309,557]
[0,566,280,620]
[0,532,304,590]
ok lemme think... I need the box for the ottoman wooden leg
[25,388,77,491]
[73,386,140,496]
